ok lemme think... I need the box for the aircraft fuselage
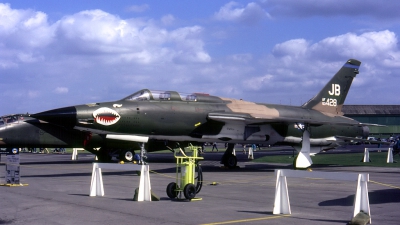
[33,89,367,149]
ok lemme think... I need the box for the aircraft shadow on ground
[68,193,182,202]
[16,163,293,180]
[237,210,273,215]
[234,211,350,224]
[21,171,140,178]
[318,189,400,206]
[19,160,95,165]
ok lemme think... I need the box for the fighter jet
[0,114,84,148]
[0,114,168,161]
[31,59,370,168]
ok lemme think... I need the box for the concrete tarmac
[0,150,399,225]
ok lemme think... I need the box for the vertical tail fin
[302,59,361,115]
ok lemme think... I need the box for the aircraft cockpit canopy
[125,89,151,101]
[123,89,221,103]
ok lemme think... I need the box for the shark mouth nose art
[93,107,121,126]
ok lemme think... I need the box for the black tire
[96,149,112,162]
[166,182,178,199]
[183,183,196,199]
[195,165,203,194]
[120,150,134,162]
[224,155,237,168]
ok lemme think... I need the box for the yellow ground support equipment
[166,145,203,200]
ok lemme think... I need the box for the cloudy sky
[1,0,400,115]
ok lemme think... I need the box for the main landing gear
[220,143,237,168]
[295,123,313,169]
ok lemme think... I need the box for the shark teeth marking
[93,107,121,126]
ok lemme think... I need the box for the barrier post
[248,147,254,159]
[353,174,371,224]
[90,164,104,196]
[387,148,393,163]
[138,165,151,201]
[273,169,371,222]
[89,163,151,201]
[71,148,78,160]
[363,148,371,162]
[273,170,291,214]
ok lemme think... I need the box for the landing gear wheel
[166,182,178,199]
[293,155,298,169]
[224,155,237,168]
[183,183,196,200]
[96,149,112,162]
[121,150,134,162]
[195,165,203,194]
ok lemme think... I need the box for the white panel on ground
[273,169,370,223]
[89,163,151,201]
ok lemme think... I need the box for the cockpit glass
[184,94,197,101]
[125,90,151,101]
[152,91,171,101]
[124,89,199,102]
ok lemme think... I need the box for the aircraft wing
[207,112,370,127]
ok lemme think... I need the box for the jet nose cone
[32,106,77,128]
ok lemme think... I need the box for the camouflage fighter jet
[0,114,169,161]
[31,59,370,168]
[0,114,84,149]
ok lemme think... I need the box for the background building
[343,105,400,138]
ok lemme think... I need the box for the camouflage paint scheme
[3,59,369,166]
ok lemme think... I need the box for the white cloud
[310,30,398,60]
[0,5,211,68]
[214,1,269,24]
[17,52,43,63]
[126,4,150,13]
[0,3,54,48]
[28,90,39,98]
[236,29,400,106]
[269,30,399,67]
[0,3,54,66]
[272,39,309,58]
[161,14,175,25]
[1,3,400,115]
[243,74,274,90]
[169,26,211,63]
[263,0,400,20]
[227,54,253,63]
[54,87,68,94]
[55,10,210,64]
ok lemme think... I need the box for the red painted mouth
[93,107,121,126]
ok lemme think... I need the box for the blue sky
[1,0,400,115]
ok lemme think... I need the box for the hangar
[343,105,400,138]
